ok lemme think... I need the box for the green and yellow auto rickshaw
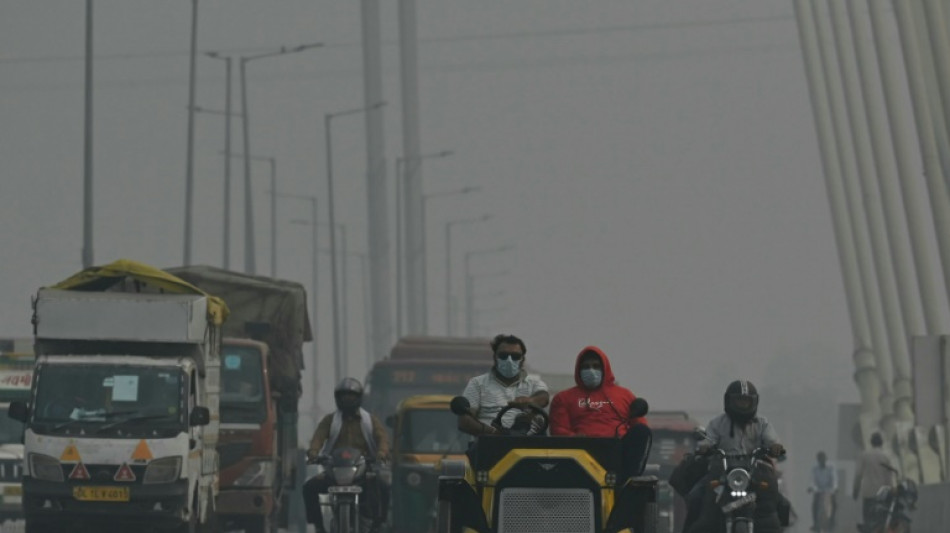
[388,395,470,533]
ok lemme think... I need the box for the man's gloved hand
[306,449,321,463]
[696,441,712,455]
[768,443,786,458]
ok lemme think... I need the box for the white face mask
[580,368,603,388]
[496,357,521,378]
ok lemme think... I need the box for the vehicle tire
[335,503,353,533]
[435,499,453,533]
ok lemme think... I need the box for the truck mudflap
[23,477,189,527]
[216,487,276,516]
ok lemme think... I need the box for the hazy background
[2,1,863,522]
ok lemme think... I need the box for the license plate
[73,486,130,502]
[722,492,756,513]
[328,485,362,494]
[3,486,21,496]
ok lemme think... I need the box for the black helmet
[724,380,758,423]
[334,377,363,413]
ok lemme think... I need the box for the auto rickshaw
[387,394,470,533]
[437,397,658,533]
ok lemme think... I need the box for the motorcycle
[863,465,916,533]
[688,441,785,533]
[311,447,384,533]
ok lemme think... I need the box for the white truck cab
[9,263,225,533]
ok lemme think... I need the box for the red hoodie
[549,346,647,437]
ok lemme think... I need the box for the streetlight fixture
[239,42,323,274]
[285,194,319,417]
[464,246,513,336]
[183,0,198,266]
[445,214,492,335]
[203,52,236,268]
[421,185,479,330]
[82,0,94,268]
[325,101,384,384]
[394,149,453,337]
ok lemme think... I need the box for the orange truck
[168,266,311,533]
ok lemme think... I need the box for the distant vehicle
[167,265,312,533]
[364,337,574,424]
[364,337,492,422]
[386,394,469,533]
[646,411,700,533]
[0,343,34,523]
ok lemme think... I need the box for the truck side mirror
[7,401,29,423]
[190,406,211,427]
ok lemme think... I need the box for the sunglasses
[496,351,523,361]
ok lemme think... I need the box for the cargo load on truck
[166,265,312,533]
[166,265,311,398]
[10,259,226,532]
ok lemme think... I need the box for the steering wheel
[490,403,549,436]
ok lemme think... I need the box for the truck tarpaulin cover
[166,265,312,397]
[50,258,229,325]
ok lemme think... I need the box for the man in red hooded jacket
[550,346,652,483]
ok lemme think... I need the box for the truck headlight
[29,453,63,483]
[233,460,275,488]
[144,457,182,484]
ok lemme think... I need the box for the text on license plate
[73,486,130,502]
[328,485,362,494]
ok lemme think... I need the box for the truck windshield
[398,409,468,454]
[32,363,185,434]
[221,345,267,424]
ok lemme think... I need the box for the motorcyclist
[549,346,653,482]
[683,380,788,532]
[303,378,390,533]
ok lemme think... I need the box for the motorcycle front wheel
[335,503,354,533]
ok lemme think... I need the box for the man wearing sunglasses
[457,333,549,436]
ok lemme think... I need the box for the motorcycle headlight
[144,456,182,484]
[333,466,358,485]
[30,453,63,483]
[233,460,276,487]
[726,468,751,492]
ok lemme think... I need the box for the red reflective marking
[69,463,90,480]
[114,463,136,482]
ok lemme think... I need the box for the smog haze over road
[2,2,877,524]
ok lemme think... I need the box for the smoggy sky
[1,1,864,418]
